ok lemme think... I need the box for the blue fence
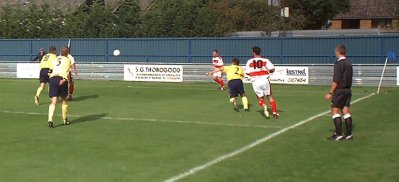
[0,36,398,64]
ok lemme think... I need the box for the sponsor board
[124,65,183,82]
[17,63,40,78]
[244,66,309,85]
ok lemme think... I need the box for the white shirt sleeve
[245,60,251,74]
[68,54,75,65]
[266,59,275,71]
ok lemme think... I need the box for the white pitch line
[106,86,366,95]
[0,110,280,129]
[164,93,375,182]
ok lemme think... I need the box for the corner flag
[387,50,396,61]
[377,50,397,94]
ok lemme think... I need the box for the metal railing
[0,36,398,64]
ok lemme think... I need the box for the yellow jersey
[50,56,71,80]
[40,53,57,69]
[223,65,244,81]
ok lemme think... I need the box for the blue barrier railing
[0,36,397,64]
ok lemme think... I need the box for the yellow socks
[242,97,249,110]
[36,87,43,97]
[62,103,68,122]
[229,98,237,106]
[48,104,56,122]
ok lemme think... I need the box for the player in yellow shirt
[213,58,249,112]
[47,47,72,128]
[34,46,57,106]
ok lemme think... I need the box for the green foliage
[0,0,350,38]
[285,0,350,29]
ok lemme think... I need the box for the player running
[67,48,77,101]
[47,47,71,128]
[208,50,225,90]
[34,46,57,106]
[245,46,279,119]
[223,58,249,112]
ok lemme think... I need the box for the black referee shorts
[331,88,352,108]
[39,68,50,83]
[228,79,245,98]
[49,76,68,98]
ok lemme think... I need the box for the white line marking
[164,93,375,182]
[87,85,368,95]
[0,110,280,129]
[102,85,332,94]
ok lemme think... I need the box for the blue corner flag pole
[377,50,397,94]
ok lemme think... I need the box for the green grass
[0,78,398,182]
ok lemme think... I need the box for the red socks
[69,83,75,95]
[258,97,278,113]
[258,98,266,107]
[214,78,224,87]
[270,100,277,113]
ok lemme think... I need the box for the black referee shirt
[333,57,353,89]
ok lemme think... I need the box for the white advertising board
[244,66,309,85]
[17,63,40,79]
[397,67,399,86]
[124,65,183,82]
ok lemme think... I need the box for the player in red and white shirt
[245,46,279,119]
[67,48,77,101]
[208,50,225,90]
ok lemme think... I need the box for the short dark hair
[336,45,346,55]
[49,46,56,52]
[213,49,219,53]
[232,58,240,65]
[252,46,261,55]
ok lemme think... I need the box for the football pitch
[0,78,398,182]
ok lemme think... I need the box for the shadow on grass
[53,113,108,128]
[72,113,108,125]
[257,109,284,119]
[72,95,99,102]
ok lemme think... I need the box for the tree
[0,5,26,38]
[206,0,269,36]
[138,0,212,37]
[284,0,350,29]
[114,0,141,37]
[64,2,117,38]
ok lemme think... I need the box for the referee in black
[31,48,46,62]
[325,45,353,141]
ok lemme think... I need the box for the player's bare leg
[35,83,46,106]
[267,95,279,119]
[61,97,70,125]
[48,97,58,128]
[257,96,269,118]
[342,106,353,140]
[328,108,344,141]
[230,97,239,112]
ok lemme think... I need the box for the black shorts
[49,76,69,98]
[228,79,245,97]
[331,88,352,108]
[39,68,50,83]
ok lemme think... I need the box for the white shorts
[212,72,223,78]
[252,78,271,97]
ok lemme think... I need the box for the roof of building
[334,0,399,19]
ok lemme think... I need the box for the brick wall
[330,20,342,29]
[360,19,372,29]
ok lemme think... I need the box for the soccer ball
[113,49,121,57]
